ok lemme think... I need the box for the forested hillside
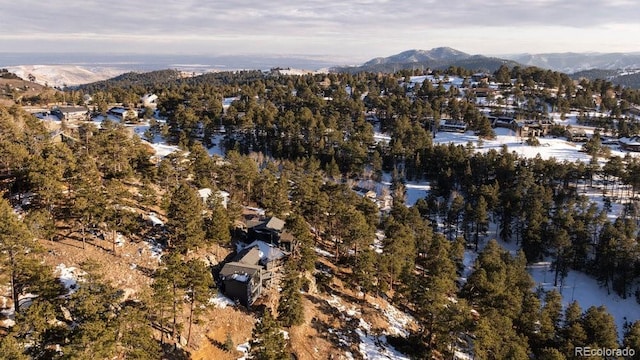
[2,64,640,359]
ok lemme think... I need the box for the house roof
[241,240,287,263]
[234,247,262,266]
[198,188,212,200]
[55,106,88,114]
[619,137,640,146]
[264,217,285,231]
[219,262,262,283]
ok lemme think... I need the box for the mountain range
[333,47,519,73]
[504,52,640,74]
[334,47,640,75]
[5,48,640,88]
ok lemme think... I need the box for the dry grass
[190,306,255,360]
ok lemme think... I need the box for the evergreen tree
[560,301,587,354]
[352,247,377,299]
[0,198,48,314]
[250,309,288,360]
[166,182,205,252]
[284,214,316,273]
[205,192,231,245]
[117,302,162,360]
[277,265,304,327]
[381,221,415,291]
[624,321,640,359]
[152,252,187,346]
[0,335,29,360]
[62,261,122,360]
[581,306,619,349]
[183,259,214,346]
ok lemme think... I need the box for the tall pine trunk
[172,282,178,347]
[186,289,195,347]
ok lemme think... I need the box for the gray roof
[264,217,285,231]
[220,262,262,283]
[234,247,262,266]
[244,240,287,263]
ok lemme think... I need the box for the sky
[1,0,639,63]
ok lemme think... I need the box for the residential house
[439,119,467,133]
[141,93,158,108]
[107,107,138,122]
[619,136,640,152]
[219,261,263,307]
[197,188,230,208]
[50,106,89,121]
[219,241,288,306]
[248,216,285,244]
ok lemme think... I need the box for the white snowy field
[434,128,596,162]
[7,65,126,87]
[129,120,226,159]
[483,235,640,339]
[529,262,640,338]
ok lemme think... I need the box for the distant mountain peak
[364,47,470,67]
[339,47,516,74]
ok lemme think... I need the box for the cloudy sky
[0,0,638,62]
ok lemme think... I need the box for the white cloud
[0,0,638,56]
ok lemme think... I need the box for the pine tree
[381,221,415,291]
[250,309,288,360]
[623,321,640,358]
[0,198,46,314]
[205,193,231,245]
[23,208,56,242]
[277,266,304,328]
[183,259,213,346]
[413,234,470,357]
[284,214,316,273]
[539,290,563,349]
[352,248,377,299]
[153,252,187,347]
[0,335,28,360]
[117,302,162,360]
[62,261,122,360]
[560,301,587,354]
[13,298,64,359]
[166,182,205,252]
[581,306,618,349]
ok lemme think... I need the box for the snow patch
[529,262,640,339]
[209,292,236,309]
[382,304,416,337]
[355,318,410,360]
[314,247,333,258]
[55,264,85,294]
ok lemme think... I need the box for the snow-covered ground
[488,234,640,338]
[433,128,593,162]
[236,342,250,360]
[6,65,126,87]
[146,240,163,261]
[209,291,236,309]
[55,263,85,295]
[405,182,431,206]
[380,303,416,337]
[529,262,640,338]
[355,318,410,360]
[323,293,416,359]
[314,247,333,258]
